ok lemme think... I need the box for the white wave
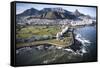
[64,47,87,56]
[64,48,74,52]
[81,48,87,53]
[83,40,91,43]
[57,47,62,49]
[74,34,91,55]
[75,34,91,44]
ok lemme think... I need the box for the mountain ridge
[16,7,92,19]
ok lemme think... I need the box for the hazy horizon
[16,3,96,17]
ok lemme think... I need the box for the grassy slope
[16,25,73,48]
[16,25,61,38]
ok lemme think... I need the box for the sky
[16,3,97,17]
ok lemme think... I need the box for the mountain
[17,7,77,19]
[73,9,84,17]
[17,8,40,16]
[73,9,92,19]
[40,11,76,19]
[40,8,76,19]
[16,8,92,20]
[40,11,62,19]
[41,8,66,13]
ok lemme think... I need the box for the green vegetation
[16,25,61,39]
[16,37,73,48]
[16,25,73,48]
